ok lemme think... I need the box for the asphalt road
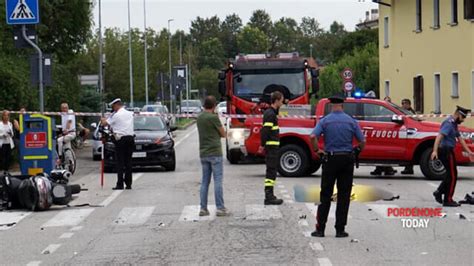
[1,124,473,265]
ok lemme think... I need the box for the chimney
[366,11,370,21]
[371,9,379,20]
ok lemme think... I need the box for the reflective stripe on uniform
[266,141,280,146]
[263,122,274,127]
[265,178,275,187]
[272,126,279,130]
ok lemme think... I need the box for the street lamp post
[168,19,174,114]
[143,0,149,105]
[98,0,104,114]
[128,0,134,108]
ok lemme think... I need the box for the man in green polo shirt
[197,96,229,217]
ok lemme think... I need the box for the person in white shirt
[0,110,15,173]
[58,103,76,158]
[101,98,135,190]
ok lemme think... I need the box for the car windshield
[134,116,166,131]
[234,69,305,100]
[142,105,167,113]
[388,102,423,121]
[182,101,201,107]
[218,102,226,108]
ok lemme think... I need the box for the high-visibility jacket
[261,107,280,147]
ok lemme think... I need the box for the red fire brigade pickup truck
[243,97,474,179]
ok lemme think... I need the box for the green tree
[271,17,301,53]
[319,43,379,98]
[220,14,242,58]
[248,10,273,35]
[237,26,270,54]
[197,38,225,69]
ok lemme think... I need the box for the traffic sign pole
[22,24,43,113]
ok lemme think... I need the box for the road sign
[343,81,355,92]
[341,68,353,81]
[25,132,46,148]
[6,0,40,25]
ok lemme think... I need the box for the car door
[359,103,406,160]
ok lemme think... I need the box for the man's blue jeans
[200,156,224,210]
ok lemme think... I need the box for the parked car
[90,122,102,161]
[217,101,227,115]
[103,113,178,172]
[142,104,171,124]
[180,100,203,114]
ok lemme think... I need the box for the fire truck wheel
[278,144,309,177]
[307,161,321,175]
[227,148,241,164]
[420,148,446,180]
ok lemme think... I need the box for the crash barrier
[0,170,81,211]
[10,111,474,119]
[19,114,57,176]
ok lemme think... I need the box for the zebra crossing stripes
[113,206,155,225]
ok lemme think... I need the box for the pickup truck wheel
[420,148,446,180]
[278,144,309,177]
[307,161,321,175]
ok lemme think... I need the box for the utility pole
[98,0,104,114]
[143,0,149,105]
[179,34,183,65]
[168,19,174,113]
[160,72,164,103]
[128,0,134,108]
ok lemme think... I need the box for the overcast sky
[92,0,378,33]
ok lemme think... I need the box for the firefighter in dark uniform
[431,105,473,207]
[310,95,365,238]
[259,91,285,205]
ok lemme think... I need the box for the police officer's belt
[327,151,352,156]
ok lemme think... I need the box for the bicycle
[55,126,77,175]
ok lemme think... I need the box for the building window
[416,0,423,31]
[465,0,474,20]
[434,74,441,114]
[384,80,390,97]
[413,75,424,113]
[433,0,440,28]
[451,0,459,24]
[384,17,389,47]
[452,72,459,98]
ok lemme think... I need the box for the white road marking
[245,204,283,220]
[26,261,42,266]
[0,211,31,231]
[310,242,324,251]
[298,220,309,227]
[283,194,292,199]
[59,232,74,239]
[280,189,288,193]
[175,127,197,147]
[302,231,312,237]
[277,185,285,189]
[99,173,143,207]
[70,226,83,231]
[305,203,352,219]
[41,244,61,255]
[100,190,123,207]
[114,206,155,225]
[287,199,295,204]
[366,203,399,219]
[179,205,217,222]
[42,209,95,227]
[427,182,438,188]
[318,257,333,266]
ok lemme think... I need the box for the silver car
[90,122,103,161]
[180,100,202,114]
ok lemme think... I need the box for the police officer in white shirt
[58,103,76,158]
[101,98,135,190]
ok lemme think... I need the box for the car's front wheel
[163,153,176,171]
[420,148,446,180]
[278,144,309,177]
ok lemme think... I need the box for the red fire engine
[218,52,319,163]
[243,97,474,179]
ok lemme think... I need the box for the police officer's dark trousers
[316,153,354,232]
[436,147,457,203]
[115,136,135,188]
[264,146,279,199]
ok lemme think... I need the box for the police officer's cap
[109,98,122,106]
[456,105,471,117]
[328,95,345,104]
